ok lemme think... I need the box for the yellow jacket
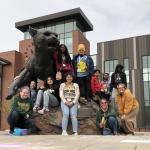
[115,89,139,115]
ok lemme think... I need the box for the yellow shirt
[115,89,139,115]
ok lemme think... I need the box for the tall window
[91,54,97,68]
[142,56,150,107]
[104,60,118,76]
[123,58,130,88]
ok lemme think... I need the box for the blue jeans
[8,110,34,133]
[61,102,78,132]
[100,116,118,135]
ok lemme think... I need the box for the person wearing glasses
[116,83,139,135]
[96,98,118,135]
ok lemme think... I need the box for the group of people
[7,43,139,136]
[93,65,139,135]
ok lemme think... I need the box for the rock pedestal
[33,101,99,135]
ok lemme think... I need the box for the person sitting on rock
[7,86,35,134]
[91,69,103,105]
[29,80,37,104]
[96,98,118,135]
[33,76,60,114]
[33,80,46,111]
[59,72,80,135]
[116,83,139,135]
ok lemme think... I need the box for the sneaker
[33,106,40,112]
[79,97,88,105]
[73,132,78,136]
[62,130,68,135]
[38,108,49,114]
[9,130,14,135]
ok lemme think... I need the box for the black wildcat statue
[6,27,59,100]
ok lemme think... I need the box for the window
[123,59,130,88]
[56,22,64,34]
[65,21,74,32]
[24,31,31,39]
[104,60,118,76]
[91,54,97,68]
[142,56,150,106]
[65,37,72,53]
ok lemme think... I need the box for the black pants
[8,110,35,133]
[77,76,92,100]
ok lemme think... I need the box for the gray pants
[34,89,44,107]
[35,89,59,109]
[43,90,59,109]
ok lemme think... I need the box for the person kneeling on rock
[96,98,118,135]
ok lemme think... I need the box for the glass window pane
[24,32,31,39]
[105,61,109,73]
[143,56,148,68]
[47,26,52,31]
[91,55,96,67]
[127,75,129,83]
[144,82,149,100]
[70,53,73,59]
[51,25,56,32]
[65,22,74,32]
[56,23,64,34]
[65,38,72,53]
[143,68,148,73]
[145,100,150,106]
[114,60,118,71]
[124,59,129,70]
[65,32,72,38]
[143,73,148,81]
[59,33,65,39]
[125,70,129,75]
[109,61,114,72]
[60,39,64,44]
[148,56,150,68]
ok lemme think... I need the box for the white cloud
[0,0,150,54]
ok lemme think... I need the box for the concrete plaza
[0,131,150,150]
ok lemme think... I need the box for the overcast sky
[0,0,150,54]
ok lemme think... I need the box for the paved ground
[0,131,150,150]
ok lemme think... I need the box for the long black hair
[44,76,55,89]
[57,44,72,64]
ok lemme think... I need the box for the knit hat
[77,44,86,52]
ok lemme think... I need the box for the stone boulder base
[33,101,99,135]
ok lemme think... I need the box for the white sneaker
[38,108,49,114]
[62,130,68,135]
[33,106,39,112]
[73,132,78,136]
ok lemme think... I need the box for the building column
[132,37,137,96]
[101,42,105,73]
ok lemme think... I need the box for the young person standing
[59,72,80,135]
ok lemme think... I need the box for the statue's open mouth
[47,41,59,48]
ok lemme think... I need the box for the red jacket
[91,75,103,94]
